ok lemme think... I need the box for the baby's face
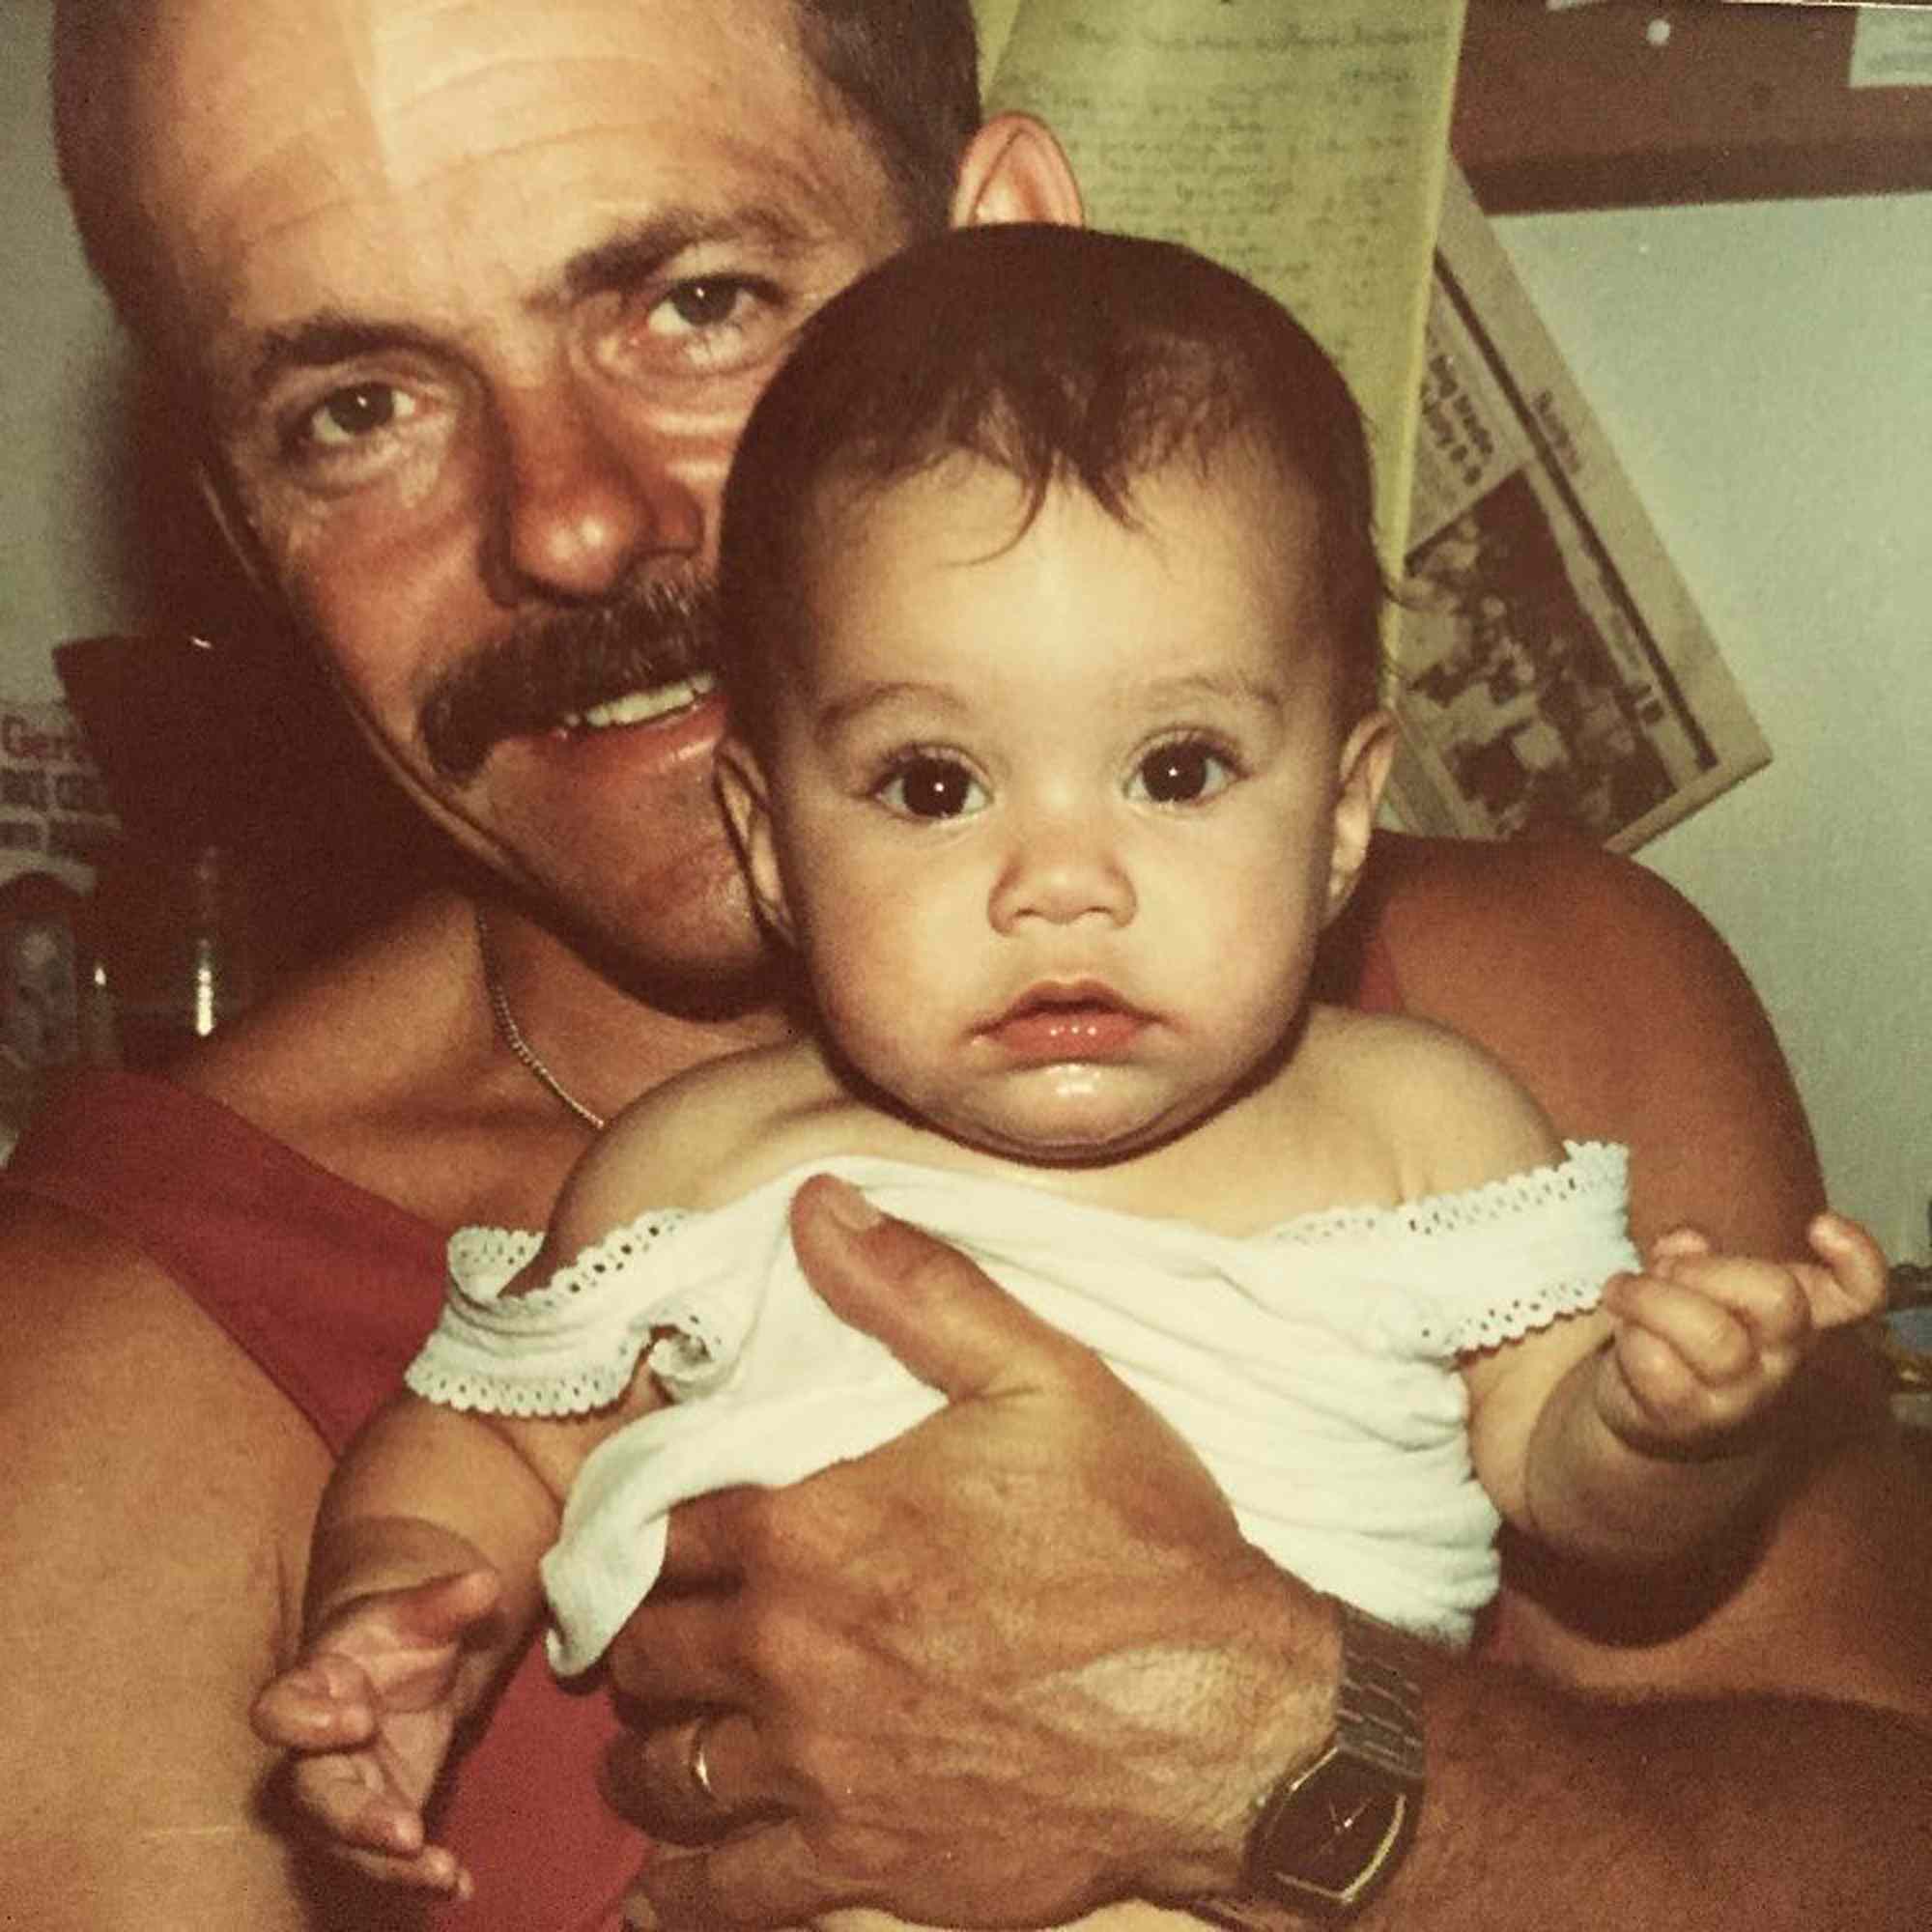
[736,453,1385,1163]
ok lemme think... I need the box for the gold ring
[687,1712,724,1809]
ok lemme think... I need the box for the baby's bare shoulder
[552,1039,844,1241]
[1299,1005,1566,1196]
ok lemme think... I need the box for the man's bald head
[52,0,980,377]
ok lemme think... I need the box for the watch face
[1255,1753,1411,1906]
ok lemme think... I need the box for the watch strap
[1190,1600,1423,1926]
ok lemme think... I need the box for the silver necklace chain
[474,904,608,1134]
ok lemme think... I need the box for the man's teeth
[565,672,716,730]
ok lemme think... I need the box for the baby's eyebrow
[1137,672,1287,715]
[812,680,968,745]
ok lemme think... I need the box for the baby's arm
[252,1112,696,1892]
[252,1045,819,1888]
[1470,1213,1887,1571]
[249,1390,605,1893]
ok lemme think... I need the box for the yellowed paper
[978,0,1465,557]
[971,0,1027,84]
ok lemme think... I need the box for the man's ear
[715,738,797,946]
[1325,709,1398,924]
[950,113,1084,230]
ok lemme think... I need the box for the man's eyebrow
[555,206,814,305]
[242,208,817,399]
[247,313,444,400]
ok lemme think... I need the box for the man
[5,1,1927,1928]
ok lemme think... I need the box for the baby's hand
[251,1566,502,1896]
[1596,1211,1887,1454]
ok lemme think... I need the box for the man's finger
[603,1576,753,1705]
[624,1817,838,1932]
[788,1173,1111,1403]
[654,1485,753,1594]
[601,1709,771,1842]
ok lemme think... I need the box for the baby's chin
[933,1094,1211,1171]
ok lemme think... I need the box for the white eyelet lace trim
[1414,1268,1611,1356]
[1273,1140,1630,1355]
[1262,1140,1624,1244]
[408,1211,715,1417]
[409,1140,1634,1411]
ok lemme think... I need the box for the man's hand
[604,1174,1339,1930]
[250,1567,501,1898]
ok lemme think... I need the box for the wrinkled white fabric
[410,1145,1634,1673]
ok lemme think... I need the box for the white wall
[1,3,145,686]
[3,2,1927,1257]
[1494,197,1932,1264]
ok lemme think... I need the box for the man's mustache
[418,578,720,784]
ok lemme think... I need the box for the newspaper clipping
[1386,167,1769,850]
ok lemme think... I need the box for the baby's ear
[1325,708,1397,923]
[714,739,796,945]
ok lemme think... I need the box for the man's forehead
[146,0,813,213]
[133,0,872,382]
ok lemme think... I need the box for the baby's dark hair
[718,222,1388,756]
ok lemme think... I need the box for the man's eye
[876,755,987,821]
[302,383,413,449]
[1130,739,1236,806]
[648,278,753,337]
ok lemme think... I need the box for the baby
[254,224,1880,1903]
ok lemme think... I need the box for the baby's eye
[299,382,417,450]
[1130,739,1236,806]
[876,754,988,821]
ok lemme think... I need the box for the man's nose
[988,809,1137,932]
[483,384,705,605]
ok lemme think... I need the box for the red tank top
[4,1070,636,1930]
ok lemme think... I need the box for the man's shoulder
[181,894,470,1110]
[1367,830,1711,969]
[1351,830,1755,1045]
[1355,832,1822,1252]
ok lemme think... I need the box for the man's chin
[622,950,798,1026]
[548,897,802,1028]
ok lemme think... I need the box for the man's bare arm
[1384,1644,1931,1931]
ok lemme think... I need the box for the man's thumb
[788,1173,1082,1402]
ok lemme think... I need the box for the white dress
[408,1144,1635,1675]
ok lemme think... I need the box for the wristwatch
[1190,1600,1424,1925]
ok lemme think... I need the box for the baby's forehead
[804,436,1324,562]
[786,444,1343,690]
